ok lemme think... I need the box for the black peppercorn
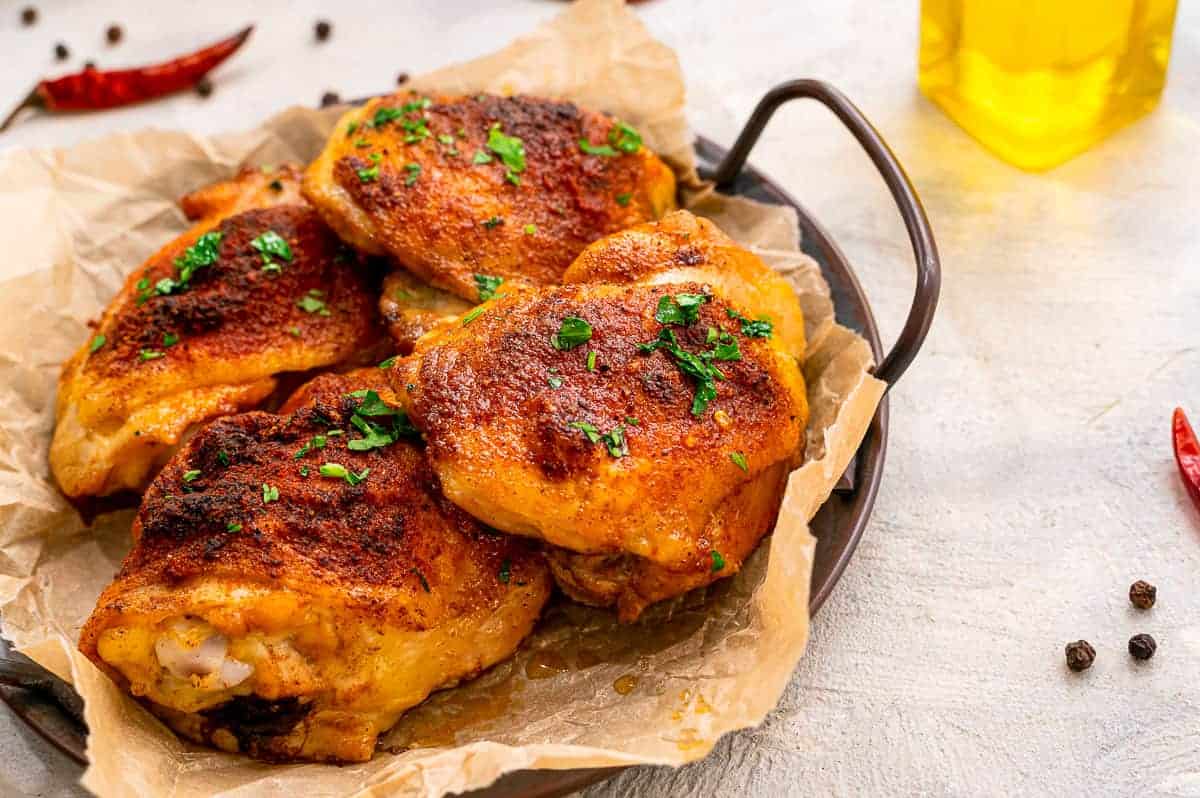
[1065,640,1095,672]
[20,6,37,26]
[54,42,69,61]
[195,78,214,98]
[1128,633,1156,660]
[1129,580,1156,610]
[105,24,123,45]
[314,20,332,41]
[396,71,410,85]
[83,60,96,70]
[320,91,341,108]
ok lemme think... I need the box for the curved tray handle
[712,79,940,388]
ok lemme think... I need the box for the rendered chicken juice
[918,0,1178,170]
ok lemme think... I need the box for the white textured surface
[3,1,1200,796]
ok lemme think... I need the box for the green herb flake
[637,327,724,416]
[346,121,359,136]
[227,522,243,533]
[369,106,405,128]
[655,293,710,326]
[579,139,617,157]
[162,332,179,348]
[568,420,601,444]
[438,134,455,145]
[498,558,512,584]
[625,416,639,425]
[486,123,526,184]
[726,308,774,338]
[251,230,294,266]
[608,120,643,153]
[319,462,369,486]
[262,483,280,504]
[356,165,380,183]
[294,434,327,459]
[88,334,106,354]
[217,450,231,466]
[481,215,504,229]
[523,223,537,235]
[146,230,224,301]
[297,293,331,316]
[711,550,726,572]
[300,465,310,477]
[378,356,397,369]
[354,138,371,148]
[138,349,164,362]
[615,192,633,207]
[473,273,504,302]
[472,150,494,165]
[730,452,749,472]
[404,162,421,186]
[600,424,629,458]
[586,350,597,372]
[182,469,202,483]
[288,326,301,337]
[552,316,592,351]
[547,374,564,389]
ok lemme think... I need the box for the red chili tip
[1173,407,1200,515]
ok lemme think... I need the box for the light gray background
[2,1,1199,796]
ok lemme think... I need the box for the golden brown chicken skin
[51,167,382,499]
[79,369,552,763]
[379,268,473,354]
[303,91,677,302]
[393,277,808,621]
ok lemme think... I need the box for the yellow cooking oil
[918,0,1178,170]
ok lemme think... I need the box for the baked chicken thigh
[79,369,551,763]
[303,91,677,302]
[51,167,382,499]
[393,213,809,620]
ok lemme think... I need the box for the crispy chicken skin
[379,268,473,354]
[79,369,552,763]
[51,167,382,499]
[564,210,807,361]
[303,91,676,302]
[393,263,809,620]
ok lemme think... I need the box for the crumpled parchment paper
[0,0,886,795]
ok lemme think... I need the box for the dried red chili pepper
[1,25,253,132]
[1173,407,1200,513]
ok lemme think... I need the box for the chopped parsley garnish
[474,273,504,301]
[579,139,617,157]
[615,192,632,207]
[726,307,773,338]
[608,120,643,153]
[568,420,629,458]
[162,332,179,347]
[523,223,536,235]
[226,522,243,533]
[138,349,164,362]
[568,420,601,443]
[143,231,224,302]
[356,164,379,182]
[472,150,493,165]
[250,230,294,268]
[586,350,597,372]
[404,162,421,186]
[354,138,371,148]
[730,452,748,472]
[462,306,486,326]
[412,568,431,593]
[655,293,710,326]
[297,290,331,316]
[711,550,726,572]
[294,434,327,459]
[438,134,454,145]
[319,462,370,486]
[299,465,310,477]
[552,316,592,350]
[369,106,405,128]
[486,123,526,184]
[182,469,201,483]
[344,389,418,451]
[217,450,231,466]
[288,326,301,337]
[88,334,106,353]
[378,356,397,369]
[625,416,639,425]
[712,331,742,361]
[637,327,725,416]
[482,215,504,229]
[498,559,512,584]
[262,483,279,503]
[346,121,359,136]
[547,373,564,389]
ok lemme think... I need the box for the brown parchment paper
[0,0,886,795]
